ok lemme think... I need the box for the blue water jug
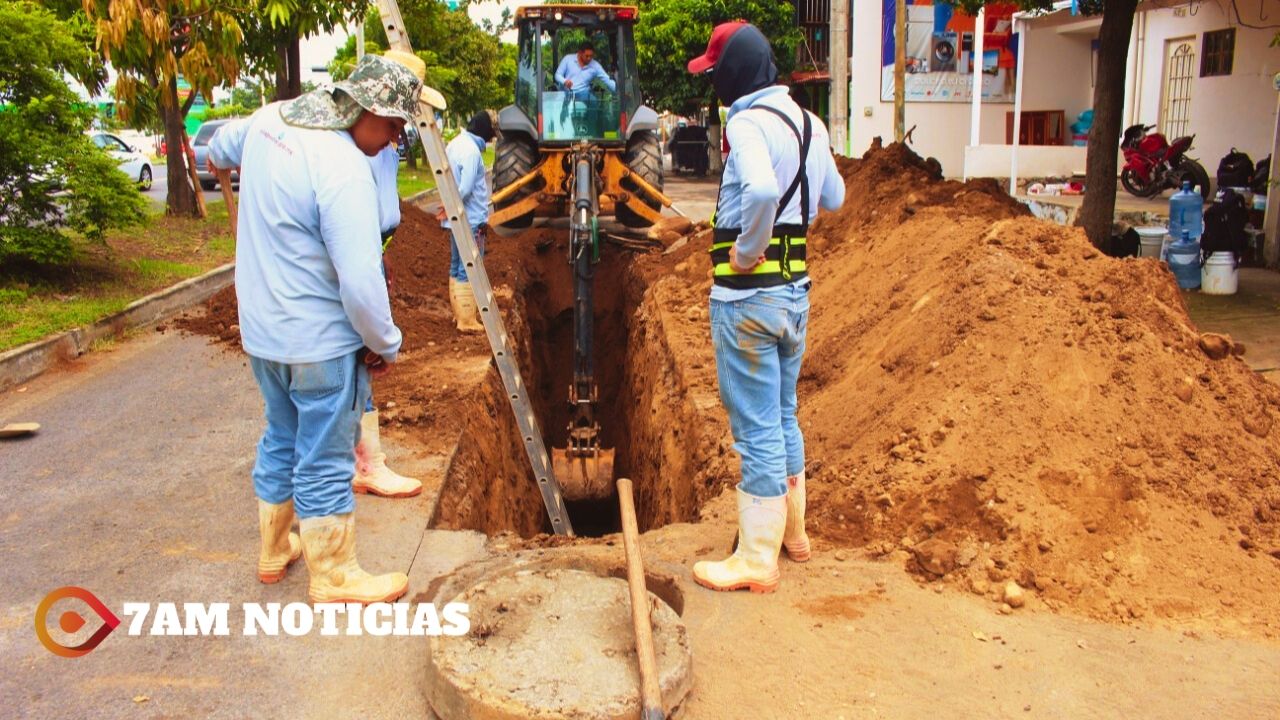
[1166,229,1201,290]
[1168,180,1203,241]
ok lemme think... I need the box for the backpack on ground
[1201,189,1249,263]
[1216,148,1254,189]
[1252,155,1271,195]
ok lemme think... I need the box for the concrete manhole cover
[427,568,692,720]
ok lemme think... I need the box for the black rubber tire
[1120,168,1158,198]
[616,130,663,228]
[493,131,539,229]
[200,178,217,191]
[1177,159,1212,201]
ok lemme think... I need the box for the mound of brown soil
[795,142,1280,628]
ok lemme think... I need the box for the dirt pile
[795,142,1280,628]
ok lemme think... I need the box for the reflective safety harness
[710,105,813,289]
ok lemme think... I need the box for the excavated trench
[433,235,721,538]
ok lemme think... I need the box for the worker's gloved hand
[729,246,766,274]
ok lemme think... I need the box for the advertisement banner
[880,0,1019,104]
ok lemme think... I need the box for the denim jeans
[249,352,370,519]
[710,284,810,498]
[448,226,487,282]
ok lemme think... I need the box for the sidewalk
[1185,267,1280,382]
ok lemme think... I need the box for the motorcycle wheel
[1176,159,1212,201]
[1121,168,1161,198]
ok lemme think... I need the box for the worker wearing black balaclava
[686,22,847,595]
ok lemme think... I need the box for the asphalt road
[0,329,484,718]
[143,168,235,212]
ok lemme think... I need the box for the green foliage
[0,1,146,266]
[332,1,516,123]
[203,103,251,121]
[229,77,276,111]
[634,0,803,116]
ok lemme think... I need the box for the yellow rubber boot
[354,410,423,498]
[258,499,302,584]
[300,513,409,604]
[783,471,811,562]
[693,488,786,593]
[451,279,483,333]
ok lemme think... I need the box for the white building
[851,0,1280,183]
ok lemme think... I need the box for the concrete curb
[0,262,235,391]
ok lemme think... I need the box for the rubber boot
[693,488,786,593]
[450,278,483,333]
[354,410,423,498]
[258,499,303,584]
[300,513,409,604]
[783,471,811,562]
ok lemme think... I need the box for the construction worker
[207,53,439,604]
[353,106,423,500]
[442,109,498,333]
[555,41,616,99]
[686,22,846,593]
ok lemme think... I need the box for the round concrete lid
[427,568,692,720]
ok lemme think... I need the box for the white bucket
[1201,252,1238,295]
[1135,226,1167,258]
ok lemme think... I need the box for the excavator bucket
[553,446,616,501]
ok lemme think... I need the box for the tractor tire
[493,132,539,229]
[616,130,663,228]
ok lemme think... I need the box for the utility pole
[830,0,849,156]
[894,0,906,142]
[356,19,365,60]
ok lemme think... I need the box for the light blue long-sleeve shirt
[369,144,401,234]
[554,54,616,98]
[713,86,846,301]
[441,131,489,230]
[208,104,402,364]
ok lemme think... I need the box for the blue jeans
[249,352,370,519]
[710,284,810,498]
[448,226,486,282]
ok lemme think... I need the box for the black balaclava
[467,110,495,142]
[712,24,778,107]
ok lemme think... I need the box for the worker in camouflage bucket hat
[204,49,446,606]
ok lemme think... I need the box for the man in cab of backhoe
[554,41,616,100]
[686,21,845,595]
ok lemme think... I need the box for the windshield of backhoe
[514,14,638,142]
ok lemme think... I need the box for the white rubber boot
[354,410,423,498]
[300,513,409,604]
[450,278,483,333]
[693,488,786,593]
[783,471,811,562]
[257,499,303,584]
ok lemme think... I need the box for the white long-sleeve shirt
[369,144,401,234]
[715,86,846,301]
[554,54,616,98]
[440,131,490,230]
[208,104,402,364]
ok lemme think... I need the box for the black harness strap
[755,105,812,228]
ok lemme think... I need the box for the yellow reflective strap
[713,259,808,277]
[710,236,807,252]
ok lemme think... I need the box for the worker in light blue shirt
[685,22,845,595]
[554,41,616,99]
[441,109,497,333]
[206,53,440,608]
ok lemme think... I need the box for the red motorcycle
[1120,124,1211,200]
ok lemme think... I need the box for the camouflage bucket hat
[281,54,424,130]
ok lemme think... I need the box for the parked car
[192,119,240,190]
[89,132,153,191]
[397,126,420,161]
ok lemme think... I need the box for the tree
[955,0,1137,248]
[83,0,244,218]
[237,0,366,102]
[0,1,146,265]
[634,0,801,170]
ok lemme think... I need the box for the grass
[0,203,236,352]
[394,146,494,199]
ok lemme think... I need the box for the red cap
[686,21,748,74]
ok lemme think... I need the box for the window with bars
[1200,28,1235,77]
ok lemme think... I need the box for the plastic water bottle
[1168,180,1203,241]
[1166,229,1202,290]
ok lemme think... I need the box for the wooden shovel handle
[616,477,665,720]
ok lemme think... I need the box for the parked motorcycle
[1119,124,1211,200]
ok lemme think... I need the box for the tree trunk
[162,76,198,217]
[1075,0,1139,247]
[274,37,291,101]
[707,99,723,173]
[287,35,303,98]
